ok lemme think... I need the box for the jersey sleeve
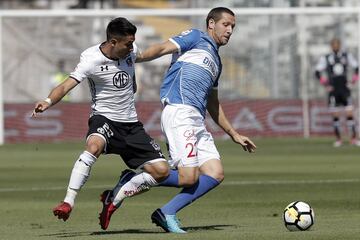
[131,42,139,62]
[213,64,222,89]
[347,52,358,69]
[169,29,201,54]
[315,56,327,72]
[69,52,95,82]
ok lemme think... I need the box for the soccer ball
[283,201,315,231]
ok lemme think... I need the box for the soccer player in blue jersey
[99,7,256,233]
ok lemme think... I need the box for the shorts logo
[97,127,105,135]
[183,129,196,141]
[97,123,114,138]
[150,139,161,151]
[113,71,130,89]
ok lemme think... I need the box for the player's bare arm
[207,89,256,153]
[32,77,78,117]
[135,40,178,63]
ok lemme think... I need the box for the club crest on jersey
[126,57,133,67]
[113,71,130,89]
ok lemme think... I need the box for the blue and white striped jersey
[160,29,222,117]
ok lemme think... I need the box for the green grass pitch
[0,138,359,240]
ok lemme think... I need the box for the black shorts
[328,90,352,108]
[87,115,164,169]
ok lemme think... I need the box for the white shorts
[161,104,220,168]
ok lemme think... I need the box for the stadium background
[2,0,360,143]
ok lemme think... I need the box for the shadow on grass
[183,224,238,232]
[40,224,238,237]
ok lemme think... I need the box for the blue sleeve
[170,29,201,53]
[213,63,222,88]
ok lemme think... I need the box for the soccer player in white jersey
[32,17,170,228]
[109,7,257,233]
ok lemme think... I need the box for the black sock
[346,116,356,139]
[333,117,341,140]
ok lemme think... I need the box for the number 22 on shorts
[185,142,197,158]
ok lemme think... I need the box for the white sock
[64,151,97,207]
[112,172,158,206]
[64,188,78,207]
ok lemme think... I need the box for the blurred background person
[315,38,360,147]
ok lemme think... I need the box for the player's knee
[85,142,103,157]
[86,135,105,157]
[206,171,224,183]
[145,161,169,182]
[215,172,225,183]
[179,175,198,187]
[154,163,170,181]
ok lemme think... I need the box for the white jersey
[70,43,138,122]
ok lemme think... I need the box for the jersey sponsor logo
[177,49,219,78]
[113,71,130,89]
[333,63,344,75]
[203,57,217,76]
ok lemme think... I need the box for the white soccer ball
[283,201,315,231]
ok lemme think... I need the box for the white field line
[0,179,359,193]
[223,178,360,185]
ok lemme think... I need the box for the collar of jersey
[98,42,130,62]
[203,31,219,51]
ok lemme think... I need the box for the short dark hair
[206,7,235,28]
[106,17,137,41]
[331,38,341,45]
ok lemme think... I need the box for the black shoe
[151,208,169,232]
[151,208,187,233]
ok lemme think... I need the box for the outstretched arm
[32,77,78,117]
[135,40,178,63]
[207,89,256,153]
